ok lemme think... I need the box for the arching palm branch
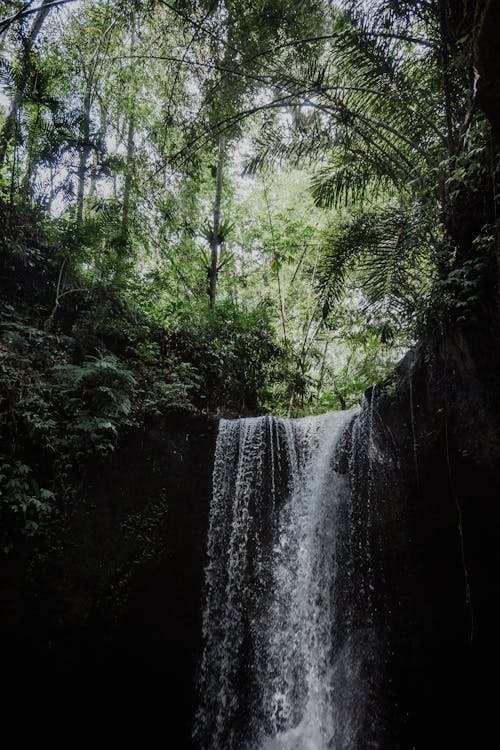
[317,202,439,334]
[238,1,472,330]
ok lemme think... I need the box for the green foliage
[240,0,498,342]
[317,202,437,332]
[0,458,54,552]
[168,299,284,413]
[52,352,137,455]
[142,365,200,416]
[0,0,498,547]
[313,333,401,415]
[427,230,494,326]
[0,200,287,545]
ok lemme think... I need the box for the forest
[0,0,499,747]
[1,0,497,546]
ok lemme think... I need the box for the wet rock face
[473,1,500,141]
[1,411,217,746]
[360,310,500,749]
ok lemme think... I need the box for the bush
[167,299,284,413]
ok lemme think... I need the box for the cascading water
[194,404,384,750]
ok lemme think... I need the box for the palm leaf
[317,203,437,326]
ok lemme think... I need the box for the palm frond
[317,203,437,326]
[244,115,331,175]
[241,4,444,195]
[317,212,377,316]
[311,158,395,209]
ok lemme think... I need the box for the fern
[53,352,137,418]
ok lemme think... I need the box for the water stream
[194,406,382,750]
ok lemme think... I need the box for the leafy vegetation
[0,0,498,544]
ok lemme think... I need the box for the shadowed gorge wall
[0,412,217,745]
[355,306,500,748]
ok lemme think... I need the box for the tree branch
[0,0,76,32]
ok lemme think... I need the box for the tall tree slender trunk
[264,182,288,349]
[208,135,225,311]
[120,26,137,251]
[438,0,455,158]
[0,0,52,167]
[76,86,91,226]
[120,103,136,250]
[48,163,55,212]
[75,17,117,226]
[22,102,41,197]
[0,110,17,169]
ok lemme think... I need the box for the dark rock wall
[0,412,217,745]
[473,0,500,142]
[362,306,500,748]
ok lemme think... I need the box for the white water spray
[195,409,380,750]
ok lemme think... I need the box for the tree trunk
[119,106,136,251]
[75,17,117,226]
[76,87,91,226]
[208,135,225,311]
[0,110,17,170]
[120,26,137,252]
[0,0,52,167]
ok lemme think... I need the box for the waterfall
[194,406,384,750]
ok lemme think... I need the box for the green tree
[240,0,498,332]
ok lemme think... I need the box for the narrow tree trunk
[316,341,329,403]
[120,26,137,251]
[0,0,52,167]
[120,105,136,250]
[22,103,41,197]
[76,87,91,226]
[75,17,117,226]
[438,0,455,158]
[89,100,107,200]
[88,152,97,199]
[263,181,288,347]
[9,118,18,203]
[0,110,17,169]
[208,135,225,311]
[48,164,55,212]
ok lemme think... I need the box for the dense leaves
[0,201,285,544]
[0,0,498,545]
